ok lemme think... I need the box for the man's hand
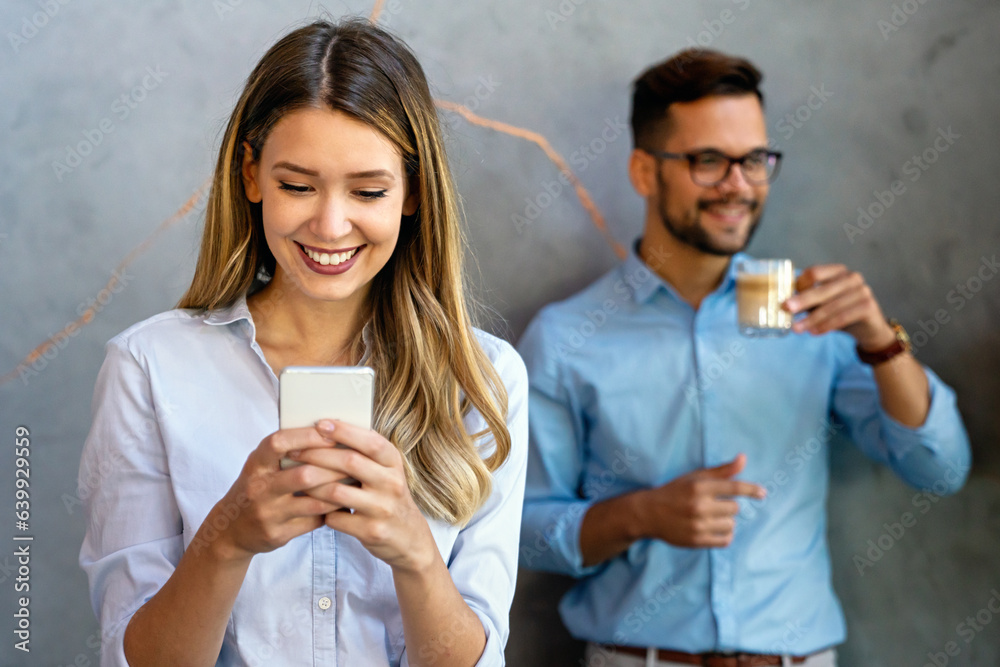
[783,263,930,427]
[634,454,765,548]
[783,264,896,351]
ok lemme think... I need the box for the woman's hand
[201,426,349,562]
[285,420,437,574]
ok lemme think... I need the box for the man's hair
[630,48,764,149]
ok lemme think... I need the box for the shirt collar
[202,292,373,365]
[623,243,662,304]
[624,239,745,305]
[202,293,253,327]
[718,251,745,294]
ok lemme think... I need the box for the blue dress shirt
[79,294,528,666]
[517,247,970,654]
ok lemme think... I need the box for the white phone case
[278,366,375,471]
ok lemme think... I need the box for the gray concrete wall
[1,1,997,665]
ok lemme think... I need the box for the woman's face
[242,107,418,307]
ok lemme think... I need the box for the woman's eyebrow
[345,169,395,180]
[272,161,319,176]
[271,162,396,181]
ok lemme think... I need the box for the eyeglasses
[644,148,783,186]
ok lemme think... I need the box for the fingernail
[784,297,798,311]
[317,420,335,433]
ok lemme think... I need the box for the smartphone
[278,366,375,475]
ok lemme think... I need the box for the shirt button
[318,596,332,611]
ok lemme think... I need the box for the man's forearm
[579,490,646,568]
[872,352,931,428]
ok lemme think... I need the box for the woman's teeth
[303,246,359,266]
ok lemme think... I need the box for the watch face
[890,319,912,351]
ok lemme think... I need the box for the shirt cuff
[470,608,503,667]
[521,499,604,578]
[99,625,129,667]
[878,367,971,491]
[563,500,605,578]
[879,368,955,443]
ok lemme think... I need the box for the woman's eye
[357,190,388,200]
[278,182,311,193]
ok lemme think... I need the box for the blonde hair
[178,19,510,525]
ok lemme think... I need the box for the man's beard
[656,172,764,256]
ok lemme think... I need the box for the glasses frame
[645,148,783,186]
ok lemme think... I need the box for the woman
[78,18,527,667]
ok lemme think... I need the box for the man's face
[651,94,771,256]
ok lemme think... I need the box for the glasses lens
[691,152,729,184]
[690,150,779,185]
[742,151,770,181]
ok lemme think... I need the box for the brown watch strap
[857,319,911,365]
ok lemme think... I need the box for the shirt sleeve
[400,339,529,667]
[830,338,971,495]
[78,337,185,667]
[516,313,602,579]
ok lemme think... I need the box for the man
[517,49,970,667]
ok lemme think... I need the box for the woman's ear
[241,141,263,203]
[402,176,419,217]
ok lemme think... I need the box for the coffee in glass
[736,258,794,337]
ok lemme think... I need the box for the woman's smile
[296,242,365,274]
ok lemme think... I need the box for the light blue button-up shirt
[517,247,970,654]
[79,295,528,666]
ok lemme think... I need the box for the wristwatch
[856,319,912,365]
